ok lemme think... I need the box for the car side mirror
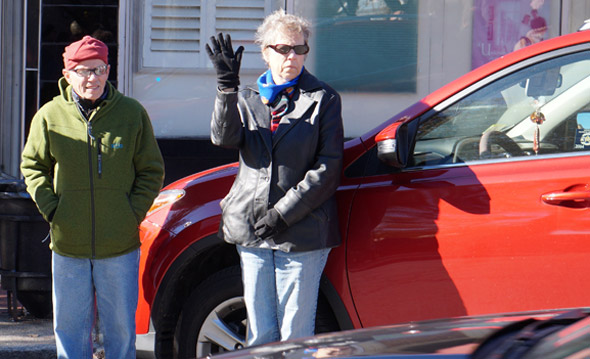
[375,120,416,168]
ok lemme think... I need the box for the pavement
[0,283,152,358]
[0,286,56,359]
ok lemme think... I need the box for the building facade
[2,0,590,183]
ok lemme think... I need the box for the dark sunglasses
[267,43,310,55]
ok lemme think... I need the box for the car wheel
[175,266,246,359]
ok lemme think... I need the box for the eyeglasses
[70,65,108,77]
[267,44,309,55]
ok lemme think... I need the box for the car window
[411,50,590,167]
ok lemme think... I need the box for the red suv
[135,30,590,358]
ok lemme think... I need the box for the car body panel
[136,164,237,332]
[207,308,590,359]
[347,155,590,327]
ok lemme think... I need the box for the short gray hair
[255,9,311,52]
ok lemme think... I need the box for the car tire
[175,265,341,358]
[175,266,246,359]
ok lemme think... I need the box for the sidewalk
[0,287,56,359]
[0,280,155,358]
[0,286,148,358]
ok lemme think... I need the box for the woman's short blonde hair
[255,9,311,52]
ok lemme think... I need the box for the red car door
[345,45,590,328]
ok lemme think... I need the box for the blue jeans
[237,245,330,346]
[52,249,139,359]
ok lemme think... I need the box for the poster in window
[472,0,550,69]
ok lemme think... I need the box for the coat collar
[296,68,324,93]
[246,69,322,149]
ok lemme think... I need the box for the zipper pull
[97,137,102,179]
[87,122,96,141]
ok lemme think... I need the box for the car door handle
[541,191,590,205]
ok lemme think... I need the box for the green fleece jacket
[21,78,165,259]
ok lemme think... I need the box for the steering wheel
[479,131,525,159]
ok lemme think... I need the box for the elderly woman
[206,9,344,346]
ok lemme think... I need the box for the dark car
[135,29,590,358]
[206,308,590,359]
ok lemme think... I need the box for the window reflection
[412,51,590,167]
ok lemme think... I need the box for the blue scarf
[257,68,303,105]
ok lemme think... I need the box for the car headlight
[146,189,185,216]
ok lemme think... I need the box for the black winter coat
[211,70,344,252]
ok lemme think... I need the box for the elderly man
[21,35,164,358]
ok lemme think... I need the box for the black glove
[254,208,288,239]
[205,33,244,90]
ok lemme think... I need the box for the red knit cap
[62,36,108,70]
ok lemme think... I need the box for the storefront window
[39,0,118,105]
[314,0,418,93]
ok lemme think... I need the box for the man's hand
[205,33,244,90]
[254,208,288,239]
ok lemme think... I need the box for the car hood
[206,308,590,359]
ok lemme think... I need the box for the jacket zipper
[86,118,97,259]
[97,137,102,179]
